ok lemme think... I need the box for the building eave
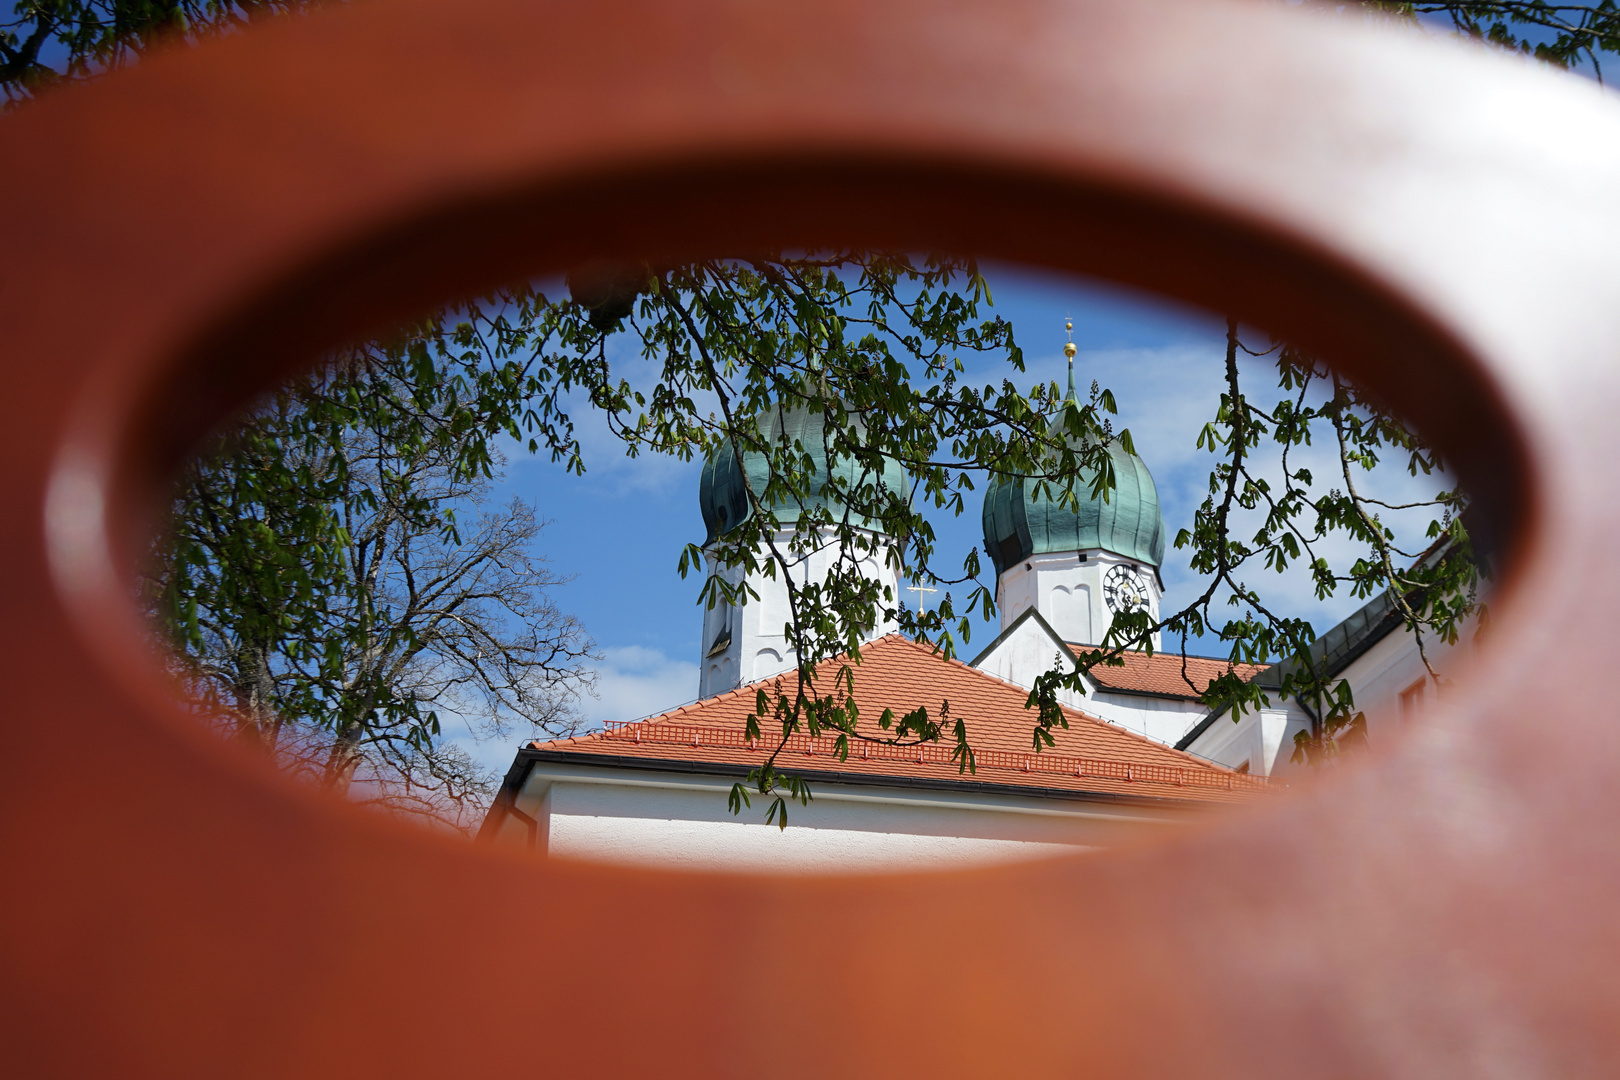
[1092,686,1205,704]
[1174,706,1230,752]
[480,743,1231,838]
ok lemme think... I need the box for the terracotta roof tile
[534,636,1269,803]
[1071,646,1269,700]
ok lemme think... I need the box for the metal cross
[905,581,938,610]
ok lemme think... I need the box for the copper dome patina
[699,406,911,546]
[980,422,1166,578]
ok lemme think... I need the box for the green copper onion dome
[981,350,1166,577]
[700,406,911,546]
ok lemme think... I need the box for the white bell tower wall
[698,526,901,699]
[994,550,1161,651]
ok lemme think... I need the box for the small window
[705,584,732,654]
[1400,678,1427,719]
[706,621,732,658]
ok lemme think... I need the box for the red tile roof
[534,635,1269,803]
[1070,645,1270,700]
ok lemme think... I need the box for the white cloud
[581,645,701,727]
[436,645,700,780]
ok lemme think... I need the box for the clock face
[1104,565,1148,614]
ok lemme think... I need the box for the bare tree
[152,348,597,832]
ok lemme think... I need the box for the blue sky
[479,260,1453,752]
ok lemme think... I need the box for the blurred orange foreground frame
[2,0,1618,1075]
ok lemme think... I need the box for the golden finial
[1063,316,1077,399]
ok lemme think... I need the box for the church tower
[696,406,906,698]
[980,324,1167,649]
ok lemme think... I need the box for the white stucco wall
[1181,706,1305,778]
[491,763,1201,872]
[1336,616,1475,729]
[1084,693,1212,748]
[699,527,900,699]
[1181,614,1484,776]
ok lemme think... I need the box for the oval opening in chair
[127,235,1512,864]
[24,0,1609,1074]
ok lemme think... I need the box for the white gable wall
[971,610,1212,748]
[970,611,1091,713]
